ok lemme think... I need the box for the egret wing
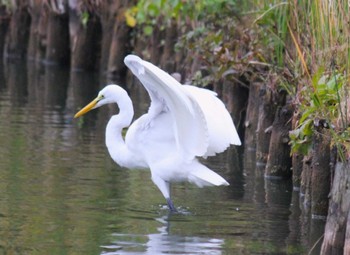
[184,85,241,157]
[124,55,209,159]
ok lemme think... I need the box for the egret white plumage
[74,55,241,212]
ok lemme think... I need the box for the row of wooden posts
[244,81,350,254]
[0,1,181,83]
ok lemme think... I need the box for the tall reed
[248,0,350,157]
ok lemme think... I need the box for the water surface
[0,61,324,254]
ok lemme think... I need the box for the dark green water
[0,61,324,254]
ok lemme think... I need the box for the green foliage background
[128,0,350,159]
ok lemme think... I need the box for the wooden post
[4,2,31,59]
[70,9,102,71]
[222,78,248,141]
[321,162,350,255]
[292,153,303,190]
[107,0,133,82]
[97,1,119,72]
[300,153,312,207]
[291,112,303,190]
[0,5,10,59]
[287,190,302,247]
[344,210,350,254]
[244,82,261,151]
[265,104,293,179]
[160,18,178,73]
[27,1,47,62]
[256,86,276,169]
[149,18,164,66]
[45,7,70,66]
[311,125,331,218]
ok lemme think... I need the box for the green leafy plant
[81,11,90,27]
[126,0,350,160]
[290,69,349,159]
[127,0,246,86]
[285,0,350,160]
[126,0,185,35]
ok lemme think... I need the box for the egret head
[74,85,122,118]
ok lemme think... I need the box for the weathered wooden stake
[292,153,303,190]
[0,5,10,59]
[244,82,261,151]
[45,9,70,65]
[291,112,303,190]
[222,79,248,140]
[70,10,102,71]
[256,86,275,168]
[4,2,31,59]
[321,162,350,255]
[107,1,132,82]
[160,19,178,73]
[27,1,47,62]
[300,153,312,207]
[311,125,331,218]
[344,210,350,254]
[265,104,293,179]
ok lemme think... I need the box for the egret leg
[166,198,178,213]
[152,175,178,212]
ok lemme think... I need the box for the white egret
[74,55,241,212]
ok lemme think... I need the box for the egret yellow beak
[74,97,100,118]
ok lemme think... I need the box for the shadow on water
[0,61,324,254]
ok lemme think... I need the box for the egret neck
[105,88,134,168]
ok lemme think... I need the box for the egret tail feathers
[188,164,229,187]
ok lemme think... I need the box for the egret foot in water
[74,55,241,211]
[166,198,178,213]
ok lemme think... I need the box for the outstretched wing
[124,55,209,160]
[183,85,241,157]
